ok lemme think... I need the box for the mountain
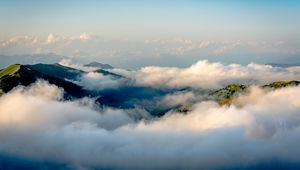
[0,64,87,98]
[95,69,123,79]
[1,62,299,117]
[0,63,168,116]
[30,63,84,80]
[96,85,172,116]
[177,80,300,113]
[262,80,300,89]
[210,84,248,105]
[84,61,114,69]
[0,64,37,93]
[210,80,300,106]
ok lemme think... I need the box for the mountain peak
[84,61,113,69]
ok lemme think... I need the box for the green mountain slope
[0,63,124,97]
[0,64,21,78]
[210,84,248,105]
[177,80,300,113]
[211,80,300,106]
[263,80,300,89]
[0,64,87,98]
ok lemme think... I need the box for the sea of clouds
[1,60,300,170]
[59,59,300,90]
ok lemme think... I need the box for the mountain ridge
[84,61,114,69]
[1,63,299,116]
[0,64,88,98]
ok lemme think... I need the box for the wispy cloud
[1,34,299,66]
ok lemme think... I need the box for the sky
[1,2,300,168]
[0,0,300,68]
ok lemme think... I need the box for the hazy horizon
[0,0,299,69]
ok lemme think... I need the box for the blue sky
[0,0,299,68]
[1,0,300,40]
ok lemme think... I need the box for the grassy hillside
[177,80,300,113]
[0,63,124,99]
[0,65,40,93]
[210,84,248,105]
[211,81,300,106]
[263,80,300,89]
[0,64,20,78]
[0,64,88,98]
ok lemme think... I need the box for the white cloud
[122,60,300,89]
[46,34,56,44]
[1,34,300,64]
[47,32,91,44]
[159,91,198,108]
[57,59,126,90]
[1,81,300,169]
[0,81,133,130]
[79,32,90,41]
[78,72,121,90]
[1,36,38,47]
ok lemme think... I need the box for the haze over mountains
[1,52,300,70]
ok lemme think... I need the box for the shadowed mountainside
[0,64,87,98]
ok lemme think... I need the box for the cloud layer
[114,60,300,89]
[0,79,300,169]
[58,59,300,91]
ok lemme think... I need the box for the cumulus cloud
[78,72,122,90]
[0,81,133,130]
[47,32,91,44]
[152,86,300,139]
[58,59,300,92]
[79,32,90,41]
[1,79,300,169]
[118,60,300,89]
[1,36,38,47]
[46,34,57,44]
